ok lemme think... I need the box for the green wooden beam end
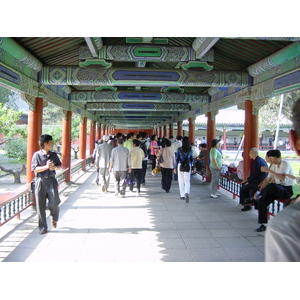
[126,38,169,44]
[95,86,117,91]
[79,59,112,68]
[181,61,213,71]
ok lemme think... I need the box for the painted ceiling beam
[107,119,169,124]
[97,111,177,117]
[126,37,168,44]
[0,37,43,72]
[86,102,189,111]
[192,37,220,59]
[223,37,300,41]
[70,90,210,104]
[247,41,300,77]
[79,45,214,62]
[84,37,98,58]
[41,67,251,88]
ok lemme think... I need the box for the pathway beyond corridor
[0,167,265,262]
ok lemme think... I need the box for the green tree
[43,103,63,125]
[258,91,300,137]
[0,85,19,110]
[0,103,25,145]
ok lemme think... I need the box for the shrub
[5,138,27,161]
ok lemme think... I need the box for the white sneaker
[210,194,218,198]
[216,192,221,196]
[114,192,119,197]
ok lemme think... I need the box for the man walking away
[109,138,132,198]
[139,132,150,185]
[95,134,113,193]
[129,139,145,195]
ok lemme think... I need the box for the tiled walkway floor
[0,167,265,262]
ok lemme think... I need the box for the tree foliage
[0,103,25,144]
[0,85,19,110]
[258,90,300,135]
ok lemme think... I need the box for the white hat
[102,135,109,141]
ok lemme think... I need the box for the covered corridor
[0,166,265,262]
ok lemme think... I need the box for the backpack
[140,140,148,158]
[179,148,191,172]
[180,154,190,172]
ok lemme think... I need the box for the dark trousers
[258,183,293,224]
[150,155,156,170]
[113,171,127,195]
[161,167,173,192]
[129,169,142,192]
[239,182,259,204]
[35,177,61,230]
[141,160,147,184]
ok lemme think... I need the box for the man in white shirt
[250,149,294,232]
[265,97,300,261]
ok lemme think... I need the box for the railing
[0,156,92,226]
[0,185,32,226]
[218,175,241,199]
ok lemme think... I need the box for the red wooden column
[243,100,259,180]
[169,123,174,137]
[188,117,196,143]
[96,122,101,141]
[89,120,96,155]
[177,121,183,136]
[62,110,72,182]
[26,97,43,184]
[206,112,216,182]
[222,128,227,150]
[100,124,105,138]
[79,117,87,171]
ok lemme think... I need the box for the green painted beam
[248,42,300,76]
[86,102,190,111]
[0,37,42,72]
[192,37,219,59]
[41,67,251,88]
[79,45,214,62]
[70,90,209,104]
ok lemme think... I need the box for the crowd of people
[31,97,300,262]
[93,132,195,203]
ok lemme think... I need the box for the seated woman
[192,143,207,175]
[227,161,243,182]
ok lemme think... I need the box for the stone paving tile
[190,248,233,262]
[208,228,243,238]
[215,237,254,248]
[178,228,212,238]
[183,237,220,249]
[0,168,267,262]
[223,246,264,262]
[200,221,234,229]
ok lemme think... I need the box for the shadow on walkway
[0,167,265,262]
